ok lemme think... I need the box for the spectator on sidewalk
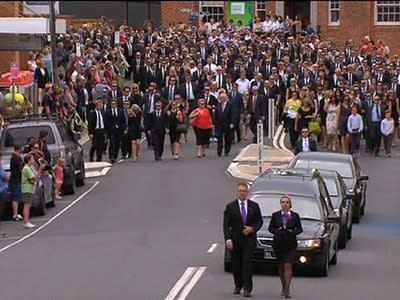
[21,154,44,229]
[0,152,9,224]
[53,157,65,199]
[9,145,23,221]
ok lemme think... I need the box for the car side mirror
[359,175,369,181]
[327,215,340,223]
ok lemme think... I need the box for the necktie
[157,111,160,117]
[219,75,222,88]
[113,91,116,99]
[304,138,309,151]
[206,95,210,105]
[149,95,154,113]
[232,91,236,99]
[252,96,256,113]
[376,104,380,120]
[124,110,128,126]
[169,86,173,100]
[283,212,289,228]
[240,202,246,224]
[96,110,101,129]
[222,102,225,112]
[128,43,132,56]
[113,108,117,117]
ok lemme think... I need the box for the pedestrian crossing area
[84,162,112,178]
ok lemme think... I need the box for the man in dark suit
[246,86,266,143]
[132,51,146,91]
[294,127,317,154]
[223,182,263,297]
[180,74,198,113]
[120,100,131,159]
[215,93,234,157]
[88,100,106,162]
[105,99,126,163]
[122,35,134,80]
[361,92,374,152]
[142,86,161,148]
[229,84,243,143]
[163,77,180,103]
[366,95,385,156]
[147,101,168,161]
[107,80,123,108]
[214,67,226,90]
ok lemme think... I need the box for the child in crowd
[380,110,394,157]
[53,157,65,199]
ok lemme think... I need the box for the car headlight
[298,239,322,248]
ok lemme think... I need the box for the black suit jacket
[223,199,263,247]
[294,137,317,155]
[229,91,244,121]
[34,68,50,89]
[268,210,303,249]
[246,94,266,120]
[88,109,105,135]
[179,82,199,101]
[215,101,234,130]
[148,110,168,133]
[162,85,180,102]
[105,108,126,135]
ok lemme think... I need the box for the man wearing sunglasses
[294,127,317,155]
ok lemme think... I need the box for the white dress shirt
[302,137,310,152]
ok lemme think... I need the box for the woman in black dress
[128,104,142,162]
[268,195,303,299]
[295,98,314,135]
[165,101,183,160]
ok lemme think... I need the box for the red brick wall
[318,1,400,55]
[161,1,200,27]
[266,1,275,16]
[0,1,20,73]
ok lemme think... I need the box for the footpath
[225,124,294,183]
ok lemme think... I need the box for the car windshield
[322,177,338,197]
[293,159,354,178]
[2,126,55,148]
[249,194,323,221]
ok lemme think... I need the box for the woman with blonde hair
[324,90,340,151]
[128,104,143,162]
[165,65,179,87]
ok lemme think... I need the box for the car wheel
[224,249,231,273]
[63,168,76,195]
[330,242,338,265]
[347,222,353,240]
[338,225,347,249]
[76,159,85,187]
[316,251,329,277]
[36,187,46,216]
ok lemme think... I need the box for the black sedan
[225,169,340,276]
[288,152,369,223]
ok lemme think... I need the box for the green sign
[227,1,252,27]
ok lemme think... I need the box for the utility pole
[49,1,57,85]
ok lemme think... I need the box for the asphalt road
[0,130,398,300]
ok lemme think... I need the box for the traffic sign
[10,62,18,80]
[188,14,196,26]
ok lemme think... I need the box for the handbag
[189,109,200,127]
[309,120,321,135]
[177,121,188,134]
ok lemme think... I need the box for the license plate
[264,250,276,259]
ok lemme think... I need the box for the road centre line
[177,267,207,300]
[164,267,197,300]
[207,243,218,253]
[0,181,99,254]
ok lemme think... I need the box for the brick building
[161,1,400,55]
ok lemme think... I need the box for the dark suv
[224,168,340,276]
[0,116,86,195]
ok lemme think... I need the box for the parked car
[224,168,340,276]
[287,152,369,223]
[0,116,86,197]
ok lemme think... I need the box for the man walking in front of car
[223,182,263,297]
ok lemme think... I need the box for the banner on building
[227,1,252,27]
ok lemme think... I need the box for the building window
[199,1,224,23]
[375,1,400,25]
[328,0,340,26]
[255,1,266,20]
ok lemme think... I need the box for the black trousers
[217,128,232,156]
[249,115,258,142]
[231,241,254,292]
[121,131,132,157]
[109,130,122,160]
[349,132,361,154]
[144,114,153,147]
[383,133,392,154]
[152,132,165,159]
[369,122,382,155]
[89,129,105,162]
[287,117,298,148]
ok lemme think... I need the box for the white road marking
[207,243,218,253]
[279,129,290,152]
[117,159,124,164]
[140,137,146,144]
[0,181,99,254]
[164,267,197,300]
[100,167,111,175]
[85,171,103,178]
[84,162,112,169]
[177,267,207,300]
